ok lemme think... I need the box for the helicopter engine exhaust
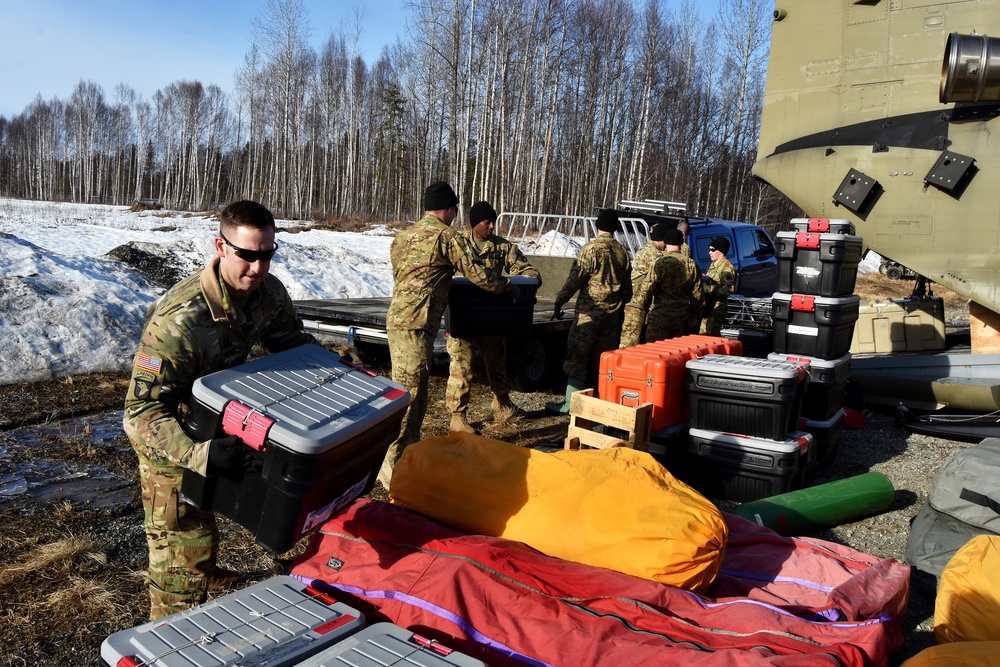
[941,32,1000,103]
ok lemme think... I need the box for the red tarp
[291,498,908,667]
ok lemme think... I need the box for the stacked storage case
[768,352,850,468]
[598,335,742,464]
[100,576,364,667]
[684,355,814,501]
[296,623,487,667]
[850,296,947,354]
[182,344,410,553]
[770,218,863,470]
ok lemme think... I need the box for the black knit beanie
[649,223,668,242]
[710,235,731,255]
[595,209,620,233]
[424,181,459,210]
[663,228,684,246]
[469,201,498,226]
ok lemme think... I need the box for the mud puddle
[0,410,136,509]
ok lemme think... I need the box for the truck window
[755,229,775,257]
[694,236,714,266]
[737,228,757,259]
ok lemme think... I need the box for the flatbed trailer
[294,292,575,392]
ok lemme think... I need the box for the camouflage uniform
[382,214,510,479]
[553,235,632,379]
[622,241,665,346]
[445,231,540,414]
[700,257,737,336]
[681,242,691,258]
[631,240,664,287]
[621,251,703,346]
[123,257,314,620]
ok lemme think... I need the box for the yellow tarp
[902,642,1000,666]
[390,433,728,593]
[935,534,1000,644]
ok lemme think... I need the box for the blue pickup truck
[613,200,778,297]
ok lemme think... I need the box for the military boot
[449,412,477,434]
[491,393,527,418]
[545,375,585,415]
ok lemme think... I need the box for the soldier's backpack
[905,437,1000,592]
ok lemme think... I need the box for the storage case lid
[775,230,864,251]
[295,622,487,667]
[767,351,851,372]
[100,575,364,667]
[191,344,409,454]
[689,427,813,454]
[451,274,539,287]
[686,354,808,382]
[789,217,856,234]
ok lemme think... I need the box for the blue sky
[0,0,408,119]
[0,0,723,120]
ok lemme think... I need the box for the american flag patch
[135,353,163,374]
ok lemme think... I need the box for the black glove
[551,303,565,320]
[506,281,521,303]
[208,435,260,473]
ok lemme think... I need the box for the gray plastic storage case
[295,622,487,667]
[100,576,364,667]
[687,428,814,502]
[181,344,410,553]
[686,354,808,441]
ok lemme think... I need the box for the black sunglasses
[219,230,278,262]
[709,247,718,252]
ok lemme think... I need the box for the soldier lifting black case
[181,344,410,553]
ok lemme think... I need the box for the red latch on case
[222,400,274,451]
[807,218,831,232]
[790,294,816,312]
[795,232,821,249]
[412,634,455,656]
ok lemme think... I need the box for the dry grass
[0,521,146,658]
[0,371,131,430]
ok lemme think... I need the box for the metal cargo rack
[725,296,773,330]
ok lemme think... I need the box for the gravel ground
[0,353,978,665]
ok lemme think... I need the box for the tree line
[0,0,798,230]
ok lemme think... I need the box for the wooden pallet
[564,389,653,451]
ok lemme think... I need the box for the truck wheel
[507,338,555,392]
[886,265,903,280]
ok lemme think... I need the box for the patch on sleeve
[135,353,163,374]
[132,370,159,400]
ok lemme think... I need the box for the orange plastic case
[599,335,742,432]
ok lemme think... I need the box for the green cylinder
[732,472,895,536]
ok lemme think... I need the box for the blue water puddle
[0,410,135,509]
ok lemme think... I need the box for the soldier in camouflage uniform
[445,201,541,434]
[123,200,315,620]
[380,182,513,487]
[545,209,632,414]
[623,223,668,346]
[700,235,737,336]
[620,227,703,347]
